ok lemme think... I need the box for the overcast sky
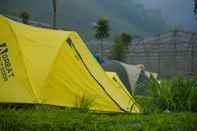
[140,0,197,32]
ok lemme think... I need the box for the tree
[194,0,197,19]
[194,0,197,14]
[111,32,132,61]
[111,36,126,61]
[119,32,132,53]
[52,0,57,28]
[19,12,30,24]
[94,17,110,57]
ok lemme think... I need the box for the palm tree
[94,17,110,57]
[52,0,57,28]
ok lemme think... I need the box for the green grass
[0,107,196,131]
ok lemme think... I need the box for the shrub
[141,74,197,112]
[190,85,197,112]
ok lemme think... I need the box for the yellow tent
[0,16,139,112]
[106,72,139,112]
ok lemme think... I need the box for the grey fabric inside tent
[102,60,157,96]
[102,60,150,93]
[119,62,142,91]
[102,60,131,92]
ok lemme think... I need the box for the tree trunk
[52,0,57,29]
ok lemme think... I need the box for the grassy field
[0,106,196,131]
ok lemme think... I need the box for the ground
[0,106,196,131]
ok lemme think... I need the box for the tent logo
[0,43,14,81]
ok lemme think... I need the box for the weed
[76,95,95,112]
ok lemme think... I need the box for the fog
[139,0,197,32]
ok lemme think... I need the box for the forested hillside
[0,0,169,40]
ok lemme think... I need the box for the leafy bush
[141,74,197,113]
[190,86,197,112]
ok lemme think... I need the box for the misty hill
[0,0,169,41]
[140,0,197,32]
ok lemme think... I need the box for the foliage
[118,32,132,51]
[19,11,30,24]
[94,16,110,56]
[0,107,196,131]
[111,32,132,61]
[190,86,197,112]
[94,17,110,40]
[138,74,197,113]
[76,95,95,112]
[111,39,126,61]
[194,0,197,14]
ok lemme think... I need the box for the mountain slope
[140,0,197,32]
[0,0,169,40]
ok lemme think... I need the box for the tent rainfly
[102,60,158,95]
[0,16,139,113]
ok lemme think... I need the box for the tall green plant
[144,74,197,112]
[170,75,193,111]
[94,17,110,57]
[111,38,126,61]
[189,76,197,112]
[194,0,197,15]
[111,33,132,61]
[76,95,95,112]
[119,32,132,53]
